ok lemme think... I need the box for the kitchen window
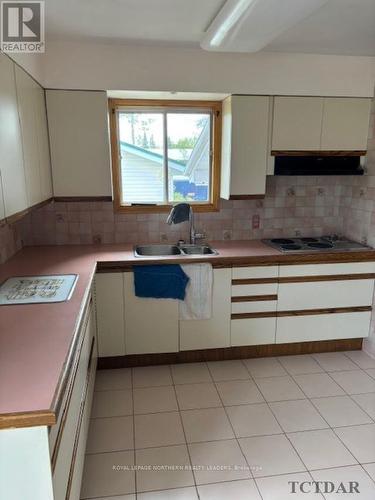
[109,99,222,212]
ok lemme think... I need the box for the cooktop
[0,274,78,305]
[262,236,370,253]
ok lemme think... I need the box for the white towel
[179,263,213,320]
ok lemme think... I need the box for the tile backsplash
[16,175,343,248]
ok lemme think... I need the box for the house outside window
[109,99,222,212]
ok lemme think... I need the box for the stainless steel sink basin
[134,244,183,257]
[180,245,218,255]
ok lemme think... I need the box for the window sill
[114,202,220,214]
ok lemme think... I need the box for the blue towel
[133,265,189,300]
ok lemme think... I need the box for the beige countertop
[1,240,375,429]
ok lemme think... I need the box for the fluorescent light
[208,0,257,47]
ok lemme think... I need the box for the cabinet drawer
[276,311,371,343]
[232,283,278,297]
[278,280,374,311]
[232,300,277,314]
[231,318,276,346]
[233,266,278,280]
[279,262,375,278]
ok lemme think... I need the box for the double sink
[134,244,218,257]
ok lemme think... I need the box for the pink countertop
[1,241,375,429]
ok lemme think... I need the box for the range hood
[274,155,364,176]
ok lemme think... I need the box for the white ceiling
[44,0,375,56]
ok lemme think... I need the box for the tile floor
[80,351,375,499]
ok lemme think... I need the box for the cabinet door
[0,54,27,217]
[321,98,372,151]
[221,96,270,198]
[46,90,112,197]
[35,87,53,201]
[231,317,276,346]
[272,96,323,151]
[95,273,125,357]
[15,66,41,207]
[124,273,179,354]
[179,268,231,351]
[0,171,5,221]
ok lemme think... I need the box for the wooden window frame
[109,98,222,213]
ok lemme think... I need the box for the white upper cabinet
[0,54,28,217]
[321,98,371,151]
[221,95,270,198]
[46,90,112,197]
[15,66,42,207]
[272,96,371,152]
[35,86,53,201]
[272,97,324,151]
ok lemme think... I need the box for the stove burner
[307,242,333,249]
[281,244,303,251]
[271,238,294,244]
[299,238,319,243]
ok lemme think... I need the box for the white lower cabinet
[276,311,371,344]
[179,269,231,351]
[123,272,179,354]
[231,317,276,346]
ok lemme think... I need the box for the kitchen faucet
[166,203,205,244]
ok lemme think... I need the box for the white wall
[39,41,375,97]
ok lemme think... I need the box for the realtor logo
[1,1,44,52]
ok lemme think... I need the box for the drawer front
[232,283,278,297]
[232,300,277,314]
[278,279,374,311]
[233,266,278,280]
[52,304,96,500]
[276,311,371,343]
[279,262,375,278]
[231,317,276,346]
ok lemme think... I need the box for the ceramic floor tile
[138,487,198,499]
[293,373,345,398]
[207,360,250,381]
[188,439,251,485]
[363,462,375,481]
[255,375,306,402]
[175,383,221,410]
[287,429,357,470]
[132,365,172,387]
[91,389,133,418]
[269,399,328,433]
[134,412,185,449]
[311,465,375,500]
[133,386,178,414]
[226,403,282,437]
[330,370,375,395]
[215,379,264,406]
[181,407,234,443]
[243,357,287,378]
[136,444,194,493]
[171,363,212,384]
[311,395,373,427]
[87,495,135,500]
[352,393,375,419]
[344,351,375,369]
[80,451,135,498]
[256,472,324,500]
[334,424,375,463]
[278,355,324,375]
[312,352,359,372]
[86,416,134,454]
[239,434,306,478]
[95,368,132,391]
[366,368,375,379]
[197,479,261,499]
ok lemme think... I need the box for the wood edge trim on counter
[232,294,278,302]
[231,306,372,320]
[97,338,363,368]
[0,409,55,430]
[271,150,366,157]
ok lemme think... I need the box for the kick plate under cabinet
[0,274,78,305]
